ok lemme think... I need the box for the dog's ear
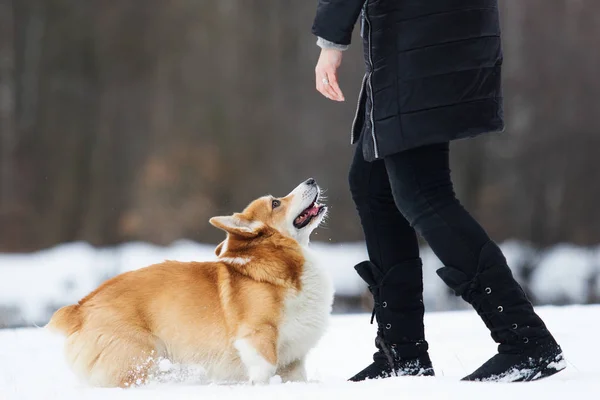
[214,240,225,256]
[209,214,263,238]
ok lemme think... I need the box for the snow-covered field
[1,240,599,398]
[0,305,597,400]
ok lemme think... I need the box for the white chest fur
[277,248,334,367]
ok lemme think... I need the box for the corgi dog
[47,178,334,387]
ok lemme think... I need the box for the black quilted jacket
[312,0,505,161]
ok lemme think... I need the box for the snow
[310,242,368,296]
[499,239,538,280]
[531,244,597,304]
[0,241,218,326]
[1,240,600,328]
[0,305,598,400]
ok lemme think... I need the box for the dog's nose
[305,178,316,186]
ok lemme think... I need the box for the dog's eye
[271,199,281,209]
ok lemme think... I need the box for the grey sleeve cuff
[316,37,350,51]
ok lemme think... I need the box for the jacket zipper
[350,73,367,144]
[363,2,379,158]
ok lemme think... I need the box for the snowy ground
[0,305,598,400]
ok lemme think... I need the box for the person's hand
[315,48,345,102]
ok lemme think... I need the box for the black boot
[437,242,567,382]
[349,260,435,382]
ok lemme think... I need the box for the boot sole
[349,366,436,382]
[461,352,567,383]
[521,352,567,382]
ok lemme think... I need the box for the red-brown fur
[47,192,319,387]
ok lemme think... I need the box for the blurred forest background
[1,0,600,252]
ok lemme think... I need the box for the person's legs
[383,143,490,274]
[383,142,565,382]
[348,139,420,269]
[348,141,433,381]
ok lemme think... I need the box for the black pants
[349,140,493,286]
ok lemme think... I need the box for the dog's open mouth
[294,197,326,229]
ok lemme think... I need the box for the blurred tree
[0,0,16,212]
[1,0,599,252]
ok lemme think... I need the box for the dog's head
[210,178,327,251]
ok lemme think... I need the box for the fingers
[315,72,333,100]
[320,77,338,101]
[314,48,345,101]
[326,72,345,102]
[316,70,345,102]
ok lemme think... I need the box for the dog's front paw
[235,338,277,385]
[248,365,276,385]
[278,358,307,383]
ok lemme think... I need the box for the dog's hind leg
[66,326,165,388]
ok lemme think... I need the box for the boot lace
[463,278,529,352]
[375,332,397,377]
[370,299,398,376]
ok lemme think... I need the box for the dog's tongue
[306,204,320,216]
[295,203,321,226]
